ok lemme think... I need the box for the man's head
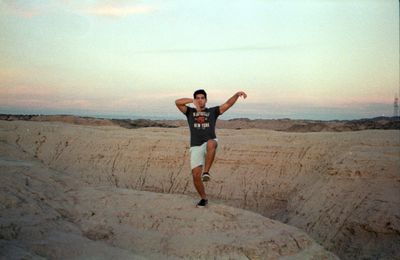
[193,89,207,99]
[193,89,207,109]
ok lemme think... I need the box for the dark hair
[193,89,207,99]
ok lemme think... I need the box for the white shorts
[190,139,218,170]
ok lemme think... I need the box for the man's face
[195,94,207,108]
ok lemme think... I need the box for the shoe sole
[196,204,208,208]
[202,175,210,182]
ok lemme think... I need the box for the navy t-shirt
[184,106,220,147]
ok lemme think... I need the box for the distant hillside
[1,114,399,132]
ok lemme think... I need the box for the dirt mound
[0,139,336,259]
[1,120,399,259]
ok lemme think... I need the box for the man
[175,89,247,207]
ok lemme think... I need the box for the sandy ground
[0,157,334,259]
[1,120,399,259]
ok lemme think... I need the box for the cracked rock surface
[1,129,336,259]
[1,120,399,259]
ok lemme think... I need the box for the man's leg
[203,139,217,174]
[192,166,207,199]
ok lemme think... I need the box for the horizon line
[1,112,399,123]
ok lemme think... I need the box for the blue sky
[0,0,399,120]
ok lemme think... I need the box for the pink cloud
[0,85,54,98]
[0,84,147,112]
[82,3,156,17]
[1,1,156,19]
[0,2,42,18]
[0,87,95,111]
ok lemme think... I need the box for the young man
[175,89,247,207]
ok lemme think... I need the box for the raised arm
[175,98,193,114]
[219,91,247,115]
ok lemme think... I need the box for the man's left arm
[219,91,247,115]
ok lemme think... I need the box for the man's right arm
[175,98,193,114]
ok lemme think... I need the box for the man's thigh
[189,143,207,170]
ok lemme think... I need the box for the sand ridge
[0,132,337,259]
[1,120,399,259]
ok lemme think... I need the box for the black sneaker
[202,172,211,182]
[196,199,208,208]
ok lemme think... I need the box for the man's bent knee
[192,166,202,178]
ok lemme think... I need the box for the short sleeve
[185,106,192,116]
[212,106,221,117]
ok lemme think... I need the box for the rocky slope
[1,120,399,259]
[0,128,336,259]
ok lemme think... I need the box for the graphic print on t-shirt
[193,111,210,129]
[185,106,220,147]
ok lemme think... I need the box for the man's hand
[236,91,247,99]
[193,98,203,112]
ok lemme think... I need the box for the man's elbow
[175,100,185,109]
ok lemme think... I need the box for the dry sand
[1,120,399,259]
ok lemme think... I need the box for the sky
[0,0,399,120]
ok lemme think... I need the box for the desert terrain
[1,116,399,259]
[1,114,399,132]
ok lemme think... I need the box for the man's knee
[192,166,202,179]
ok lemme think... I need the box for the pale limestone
[1,120,399,259]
